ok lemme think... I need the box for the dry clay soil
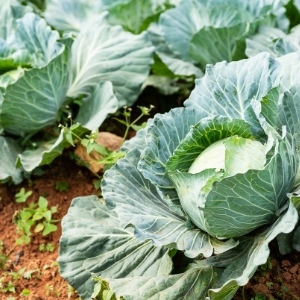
[0,153,300,300]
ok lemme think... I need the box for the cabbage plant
[0,1,153,183]
[59,52,300,299]
[150,0,289,78]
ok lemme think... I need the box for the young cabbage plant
[58,52,300,299]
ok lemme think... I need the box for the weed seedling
[60,105,154,176]
[44,284,60,297]
[39,243,55,253]
[55,181,69,192]
[23,268,41,279]
[20,288,30,296]
[0,279,15,294]
[15,188,32,203]
[91,273,121,300]
[113,105,154,143]
[13,196,58,245]
[0,240,9,270]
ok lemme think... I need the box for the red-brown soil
[0,151,300,300]
[0,153,98,300]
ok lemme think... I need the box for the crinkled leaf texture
[67,12,154,107]
[107,0,170,34]
[137,107,207,207]
[185,52,282,119]
[59,187,299,300]
[0,8,63,70]
[1,39,71,137]
[58,195,172,299]
[159,0,287,67]
[102,148,215,258]
[44,0,102,33]
[148,22,203,78]
[246,26,300,58]
[74,81,119,131]
[60,52,300,300]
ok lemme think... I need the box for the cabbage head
[58,52,300,300]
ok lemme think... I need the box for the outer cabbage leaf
[0,2,31,70]
[67,13,154,107]
[0,136,23,184]
[58,195,172,299]
[16,81,117,172]
[74,81,119,131]
[148,23,203,77]
[44,0,102,33]
[102,148,214,258]
[137,107,206,207]
[16,123,87,173]
[44,0,172,34]
[16,133,67,172]
[278,86,300,145]
[14,13,64,68]
[208,197,299,297]
[277,51,300,92]
[0,1,18,40]
[185,53,282,119]
[246,26,300,58]
[189,21,249,65]
[1,39,71,137]
[107,0,170,34]
[109,265,221,300]
[0,10,63,70]
[294,225,300,251]
[0,68,24,89]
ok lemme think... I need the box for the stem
[121,111,131,143]
[64,128,82,142]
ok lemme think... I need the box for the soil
[0,150,300,299]
[234,251,300,300]
[0,153,98,300]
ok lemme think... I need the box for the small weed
[266,281,274,289]
[20,288,30,296]
[23,268,41,279]
[8,267,26,280]
[0,240,9,270]
[250,294,266,300]
[113,105,154,143]
[43,261,58,271]
[44,284,60,297]
[13,196,59,245]
[55,181,69,192]
[67,284,81,299]
[39,243,56,252]
[0,279,15,294]
[60,105,154,178]
[91,273,122,300]
[15,188,32,203]
[257,257,273,276]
